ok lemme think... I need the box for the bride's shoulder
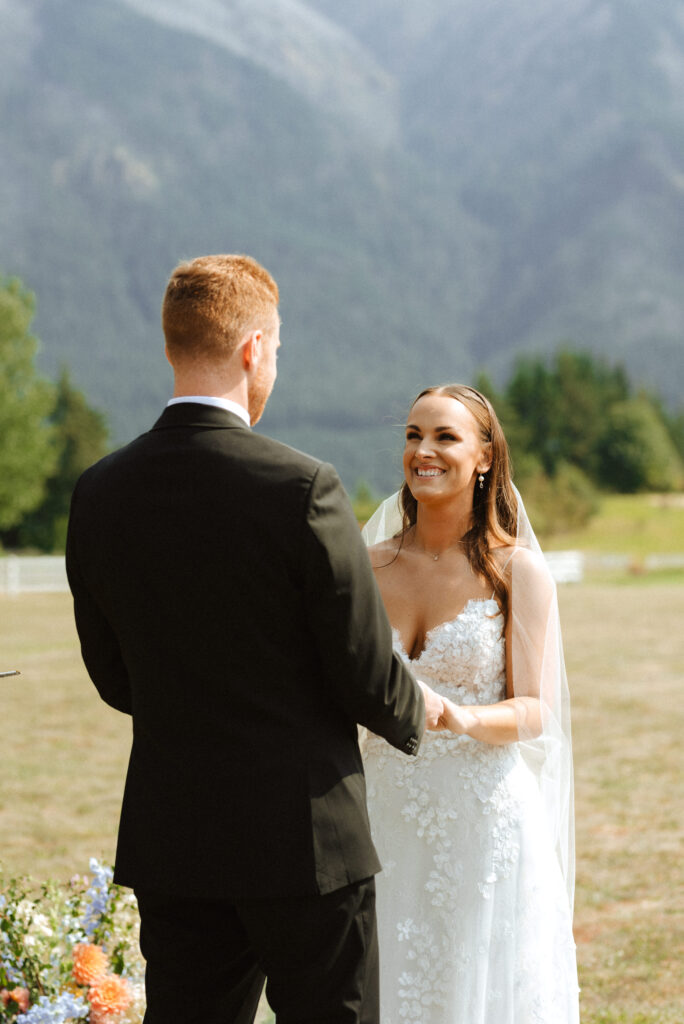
[489,541,551,583]
[367,537,402,570]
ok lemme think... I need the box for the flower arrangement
[0,860,145,1023]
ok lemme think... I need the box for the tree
[545,350,629,478]
[505,349,630,478]
[519,461,600,536]
[0,276,56,532]
[18,368,109,551]
[472,369,532,475]
[598,397,684,493]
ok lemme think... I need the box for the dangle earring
[478,474,485,490]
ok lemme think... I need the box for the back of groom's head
[162,254,279,363]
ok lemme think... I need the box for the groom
[66,254,442,1024]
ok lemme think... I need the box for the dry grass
[560,583,684,1023]
[2,585,683,1022]
[0,593,130,879]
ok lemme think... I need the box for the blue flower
[16,992,88,1023]
[80,858,114,939]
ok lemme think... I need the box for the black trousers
[135,877,379,1024]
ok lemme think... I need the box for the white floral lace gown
[363,598,580,1024]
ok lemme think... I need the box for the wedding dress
[363,595,580,1023]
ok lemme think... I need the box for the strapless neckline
[393,596,500,663]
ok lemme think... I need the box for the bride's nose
[415,438,436,459]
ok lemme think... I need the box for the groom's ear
[241,329,263,371]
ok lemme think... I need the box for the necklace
[414,539,465,561]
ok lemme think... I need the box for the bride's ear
[478,443,492,475]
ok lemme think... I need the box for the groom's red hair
[162,254,279,362]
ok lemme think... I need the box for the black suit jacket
[66,403,424,899]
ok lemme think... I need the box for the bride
[362,384,579,1023]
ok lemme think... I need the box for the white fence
[1,551,586,594]
[0,556,69,595]
[543,551,585,584]
[2,551,684,595]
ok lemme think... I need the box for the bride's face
[403,393,490,504]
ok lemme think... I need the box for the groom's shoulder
[73,424,341,502]
[73,436,141,489]
[241,429,334,490]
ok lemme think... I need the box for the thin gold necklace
[413,538,466,561]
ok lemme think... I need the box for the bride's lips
[414,466,445,477]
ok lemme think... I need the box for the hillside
[2,0,684,490]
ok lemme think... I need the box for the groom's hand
[418,681,445,731]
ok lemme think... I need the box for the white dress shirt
[166,395,251,427]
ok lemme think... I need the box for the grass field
[1,584,683,1022]
[540,493,684,557]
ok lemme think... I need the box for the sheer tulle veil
[362,486,575,910]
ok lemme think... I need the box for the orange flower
[89,974,132,1019]
[1,988,30,1012]
[72,942,109,985]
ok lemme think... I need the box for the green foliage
[517,461,601,537]
[0,278,109,551]
[655,403,684,462]
[17,368,110,551]
[488,348,683,495]
[352,478,381,525]
[0,861,144,1020]
[598,397,684,493]
[475,349,684,534]
[0,277,56,532]
[505,349,630,478]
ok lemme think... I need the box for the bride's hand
[439,698,477,736]
[418,681,445,731]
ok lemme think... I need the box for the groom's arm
[66,481,133,716]
[302,462,426,754]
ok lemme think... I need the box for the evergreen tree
[505,356,560,475]
[546,350,629,478]
[0,277,56,533]
[18,368,109,551]
[505,349,630,479]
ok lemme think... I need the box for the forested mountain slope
[2,0,683,488]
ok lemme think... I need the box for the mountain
[2,0,684,491]
[313,0,684,384]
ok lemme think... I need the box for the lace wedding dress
[363,597,580,1023]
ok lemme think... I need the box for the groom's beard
[247,363,275,425]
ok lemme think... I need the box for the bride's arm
[439,547,554,745]
[439,695,539,745]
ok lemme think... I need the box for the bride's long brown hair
[399,384,520,619]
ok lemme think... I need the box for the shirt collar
[166,395,251,427]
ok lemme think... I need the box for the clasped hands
[418,681,476,735]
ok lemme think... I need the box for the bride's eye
[439,432,457,441]
[406,430,421,440]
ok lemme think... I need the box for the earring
[478,474,485,489]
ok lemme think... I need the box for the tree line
[0,276,108,553]
[473,352,684,533]
[2,274,683,551]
